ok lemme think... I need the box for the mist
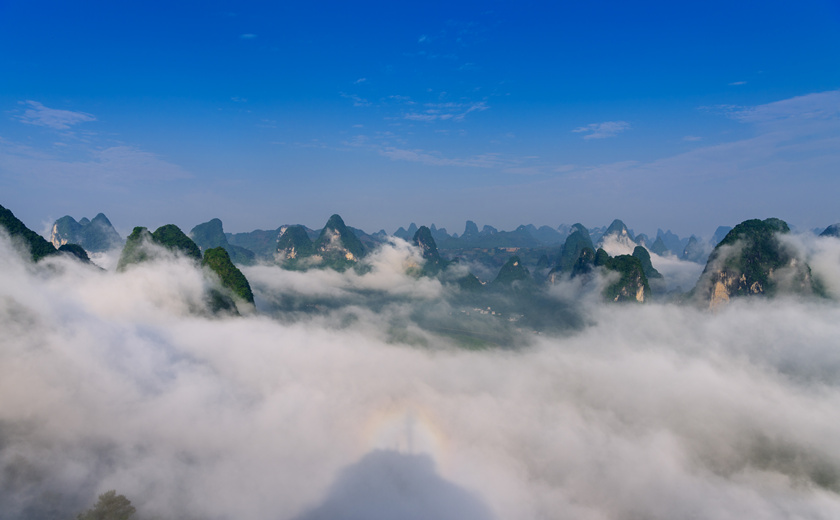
[2,233,840,519]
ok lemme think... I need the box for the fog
[2,233,840,519]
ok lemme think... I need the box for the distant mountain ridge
[50,213,122,252]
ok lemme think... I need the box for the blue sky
[1,0,839,238]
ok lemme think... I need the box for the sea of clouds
[2,233,840,519]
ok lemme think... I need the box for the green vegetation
[58,243,91,263]
[697,217,818,300]
[116,224,202,270]
[632,245,662,280]
[276,225,316,263]
[413,225,446,275]
[151,224,202,260]
[0,203,59,262]
[189,218,227,249]
[316,214,365,259]
[190,218,256,265]
[493,255,532,287]
[76,490,135,520]
[552,227,594,273]
[116,227,154,271]
[710,218,786,295]
[600,254,651,302]
[202,247,255,304]
[457,273,484,291]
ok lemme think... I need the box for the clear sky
[1,0,839,238]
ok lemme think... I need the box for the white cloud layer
[17,100,96,130]
[2,234,840,520]
[572,121,630,139]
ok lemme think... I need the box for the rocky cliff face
[595,252,650,303]
[276,225,316,264]
[412,226,445,275]
[50,213,122,252]
[694,218,817,308]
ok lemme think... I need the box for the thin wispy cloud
[354,78,367,84]
[340,92,371,107]
[17,101,96,130]
[404,101,488,122]
[683,135,703,141]
[378,146,501,168]
[572,121,630,139]
[0,140,192,185]
[240,33,257,39]
[729,81,747,86]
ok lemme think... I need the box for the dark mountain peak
[0,204,60,262]
[322,214,349,234]
[650,235,669,256]
[413,226,440,261]
[480,225,498,235]
[493,255,532,286]
[633,245,662,280]
[570,223,588,236]
[820,224,840,238]
[151,224,202,261]
[91,213,113,227]
[277,225,316,260]
[315,214,365,263]
[116,226,153,270]
[552,228,595,273]
[711,226,733,246]
[695,217,816,308]
[190,218,228,250]
[605,219,631,238]
[413,226,445,275]
[463,220,479,238]
[202,246,255,306]
[602,254,651,303]
[51,212,122,252]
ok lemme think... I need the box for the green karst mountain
[51,213,122,252]
[603,219,634,241]
[650,236,669,256]
[116,226,154,271]
[118,224,201,270]
[190,218,228,249]
[0,203,61,262]
[117,223,254,315]
[276,225,316,264]
[681,235,707,263]
[413,225,445,275]
[820,224,840,238]
[457,272,484,291]
[564,246,650,302]
[58,243,91,263]
[632,246,662,280]
[190,218,256,265]
[693,218,819,308]
[151,224,202,260]
[202,247,255,305]
[313,214,366,270]
[549,225,595,277]
[599,253,651,302]
[493,255,532,288]
[572,247,598,277]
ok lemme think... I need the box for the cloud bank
[2,234,840,519]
